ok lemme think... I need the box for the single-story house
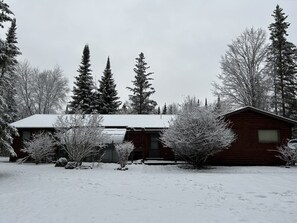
[10,106,297,165]
[10,114,175,162]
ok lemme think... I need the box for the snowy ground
[1,157,297,223]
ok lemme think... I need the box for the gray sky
[3,0,297,107]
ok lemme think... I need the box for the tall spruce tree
[0,0,17,156]
[69,44,95,114]
[3,19,21,121]
[1,19,20,74]
[0,0,13,66]
[127,52,157,114]
[268,5,297,118]
[96,57,121,114]
[162,103,167,114]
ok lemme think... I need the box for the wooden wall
[126,131,174,160]
[210,110,292,165]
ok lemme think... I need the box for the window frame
[258,129,280,143]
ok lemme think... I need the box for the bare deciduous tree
[213,28,272,110]
[161,105,235,168]
[21,132,55,164]
[15,61,70,118]
[54,114,108,167]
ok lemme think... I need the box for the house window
[22,130,31,142]
[258,130,279,143]
[150,134,159,150]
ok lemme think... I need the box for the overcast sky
[3,0,297,107]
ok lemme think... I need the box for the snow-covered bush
[115,141,134,170]
[65,162,77,169]
[21,132,55,164]
[274,143,297,166]
[54,114,108,167]
[55,157,68,167]
[161,105,236,168]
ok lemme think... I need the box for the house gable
[211,107,296,165]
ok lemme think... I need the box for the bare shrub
[274,143,297,166]
[54,114,108,167]
[21,132,55,164]
[115,141,134,170]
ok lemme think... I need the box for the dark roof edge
[222,106,297,125]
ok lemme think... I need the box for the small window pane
[22,131,30,142]
[258,130,279,143]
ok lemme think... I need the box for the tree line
[67,45,157,115]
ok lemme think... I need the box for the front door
[149,133,160,158]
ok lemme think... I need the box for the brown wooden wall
[126,131,174,160]
[210,110,293,165]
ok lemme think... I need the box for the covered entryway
[101,128,126,162]
[149,133,160,158]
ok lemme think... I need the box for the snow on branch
[54,114,108,167]
[115,141,134,170]
[272,142,297,167]
[21,132,55,164]
[161,103,236,168]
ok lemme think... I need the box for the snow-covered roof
[222,106,297,125]
[11,114,175,129]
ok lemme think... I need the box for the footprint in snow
[255,195,267,198]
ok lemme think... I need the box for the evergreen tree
[69,44,95,114]
[2,19,21,121]
[168,104,173,114]
[157,106,161,114]
[121,103,128,114]
[283,42,297,119]
[214,95,222,114]
[1,19,20,75]
[0,0,17,156]
[127,52,157,114]
[0,0,12,28]
[162,103,167,114]
[0,0,13,64]
[96,57,121,114]
[268,5,297,118]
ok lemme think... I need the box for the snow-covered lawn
[1,158,297,223]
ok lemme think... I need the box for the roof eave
[222,106,297,126]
